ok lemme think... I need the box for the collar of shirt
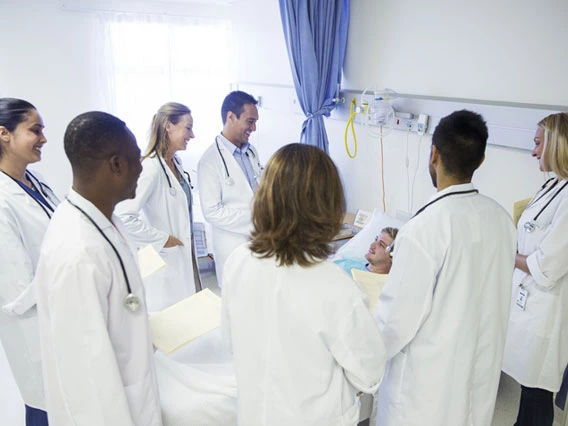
[428,182,476,203]
[219,133,250,156]
[67,188,118,235]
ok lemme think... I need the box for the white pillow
[332,209,406,262]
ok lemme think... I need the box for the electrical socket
[391,113,429,134]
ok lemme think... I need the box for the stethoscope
[523,178,568,233]
[156,155,193,196]
[215,136,263,186]
[381,189,478,258]
[413,189,479,218]
[0,169,58,219]
[67,198,141,312]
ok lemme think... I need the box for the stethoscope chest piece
[523,221,536,233]
[226,177,234,186]
[124,293,141,312]
[169,187,177,196]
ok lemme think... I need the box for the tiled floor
[493,372,521,425]
[492,372,566,426]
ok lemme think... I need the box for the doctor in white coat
[222,144,387,426]
[198,91,262,286]
[374,110,517,426]
[36,112,162,426]
[502,113,568,426]
[117,102,201,313]
[0,98,59,426]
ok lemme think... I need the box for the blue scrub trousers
[514,386,553,426]
[25,405,48,426]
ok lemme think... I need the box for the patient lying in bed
[334,226,398,275]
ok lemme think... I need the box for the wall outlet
[391,112,429,134]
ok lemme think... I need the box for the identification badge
[515,287,528,311]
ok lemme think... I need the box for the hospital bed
[155,328,238,426]
[333,210,406,425]
[155,210,405,426]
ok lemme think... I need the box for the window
[100,13,230,171]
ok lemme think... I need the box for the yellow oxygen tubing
[344,98,357,158]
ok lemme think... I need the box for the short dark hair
[64,111,130,172]
[249,143,346,267]
[0,98,37,158]
[221,91,257,125]
[432,110,488,180]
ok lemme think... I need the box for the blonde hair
[539,112,568,179]
[381,227,399,241]
[143,102,191,159]
[249,143,346,267]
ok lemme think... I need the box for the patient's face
[365,231,394,266]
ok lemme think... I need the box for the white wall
[0,0,107,195]
[345,0,568,106]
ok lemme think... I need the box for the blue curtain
[279,0,350,153]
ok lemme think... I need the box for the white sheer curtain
[97,13,231,172]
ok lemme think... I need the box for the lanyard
[413,189,479,218]
[1,169,54,219]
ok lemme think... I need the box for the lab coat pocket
[527,283,558,338]
[19,311,43,363]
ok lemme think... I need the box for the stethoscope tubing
[1,169,57,219]
[66,198,134,297]
[215,136,262,184]
[156,155,193,193]
[523,178,568,231]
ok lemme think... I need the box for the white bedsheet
[155,328,237,426]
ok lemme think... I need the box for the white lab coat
[197,137,262,285]
[0,170,59,410]
[36,190,162,426]
[374,183,517,426]
[117,155,198,312]
[222,244,387,426]
[502,178,568,392]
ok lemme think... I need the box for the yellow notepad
[351,269,388,313]
[149,289,222,354]
[513,198,532,226]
